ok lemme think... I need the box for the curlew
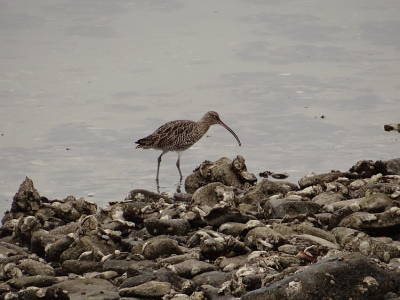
[136,111,241,182]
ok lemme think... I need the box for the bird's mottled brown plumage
[136,111,241,182]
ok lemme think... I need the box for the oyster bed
[1,156,400,300]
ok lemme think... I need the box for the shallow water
[1,0,399,215]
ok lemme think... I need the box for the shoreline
[1,156,400,299]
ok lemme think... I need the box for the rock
[192,182,235,207]
[119,280,171,298]
[144,218,190,236]
[103,259,156,275]
[51,196,97,223]
[273,223,336,244]
[240,179,299,204]
[385,158,400,175]
[167,259,217,278]
[202,203,255,228]
[4,157,400,300]
[156,253,200,268]
[131,236,183,260]
[218,222,247,236]
[218,254,249,272]
[242,252,400,300]
[13,216,41,248]
[359,193,393,213]
[193,271,231,288]
[52,278,117,300]
[263,199,321,219]
[338,209,400,233]
[298,171,342,189]
[62,260,103,274]
[245,227,285,250]
[185,157,256,194]
[348,159,387,178]
[16,286,70,300]
[332,227,400,263]
[232,155,258,184]
[18,258,54,276]
[126,189,174,203]
[259,171,289,179]
[10,177,41,215]
[187,230,248,259]
[7,275,58,289]
[312,192,346,206]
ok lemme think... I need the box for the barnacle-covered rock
[298,171,342,189]
[185,156,257,194]
[10,177,41,215]
[242,252,400,300]
[240,180,299,204]
[263,199,321,219]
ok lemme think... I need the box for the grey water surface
[1,0,399,215]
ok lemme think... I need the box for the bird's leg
[157,151,166,183]
[176,151,183,181]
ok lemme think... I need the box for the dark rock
[218,254,249,272]
[298,171,342,189]
[359,193,393,213]
[44,235,74,262]
[245,227,285,250]
[7,275,58,289]
[18,258,54,276]
[201,284,238,300]
[193,271,231,288]
[385,158,400,175]
[51,196,97,223]
[174,192,193,202]
[312,192,346,206]
[144,218,190,236]
[203,203,255,228]
[263,199,321,219]
[332,227,400,262]
[62,260,103,274]
[167,259,217,278]
[126,189,174,203]
[132,236,183,260]
[242,252,400,300]
[103,259,156,275]
[240,180,299,204]
[273,222,336,244]
[218,222,247,236]
[52,278,117,300]
[338,208,400,233]
[348,159,387,178]
[13,216,41,248]
[118,281,171,298]
[328,203,360,229]
[10,177,41,215]
[156,253,200,268]
[17,286,70,300]
[120,269,155,288]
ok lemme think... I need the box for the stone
[118,281,171,298]
[242,252,400,300]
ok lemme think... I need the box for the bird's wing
[137,120,197,150]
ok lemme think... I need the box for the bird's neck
[196,119,212,135]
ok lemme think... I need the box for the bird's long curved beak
[218,121,241,146]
